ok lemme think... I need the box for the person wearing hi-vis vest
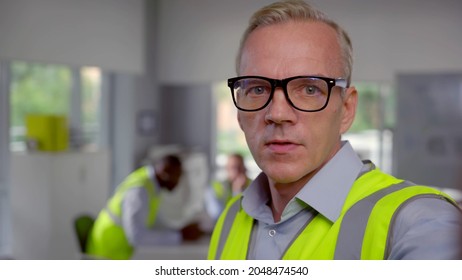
[208,0,462,260]
[205,153,252,221]
[87,154,203,259]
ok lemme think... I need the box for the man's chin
[264,167,304,184]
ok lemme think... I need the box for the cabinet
[394,73,462,190]
[10,150,110,259]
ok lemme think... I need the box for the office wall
[394,73,462,190]
[11,151,110,259]
[157,84,215,169]
[133,0,162,168]
[111,73,137,186]
[0,64,11,256]
[0,0,145,73]
[156,0,462,83]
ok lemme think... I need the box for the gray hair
[236,0,353,84]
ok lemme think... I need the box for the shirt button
[268,229,276,237]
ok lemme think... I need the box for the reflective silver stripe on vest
[214,198,242,259]
[334,181,414,260]
[104,206,123,227]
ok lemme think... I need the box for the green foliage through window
[10,62,71,127]
[349,83,395,132]
[9,62,102,149]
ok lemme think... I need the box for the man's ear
[340,86,358,134]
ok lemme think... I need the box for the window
[213,82,260,180]
[2,61,106,257]
[81,67,102,149]
[343,82,395,173]
[9,61,103,151]
[10,62,71,151]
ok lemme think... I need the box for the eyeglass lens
[232,77,330,111]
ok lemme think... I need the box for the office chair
[73,214,95,256]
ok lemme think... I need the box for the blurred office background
[0,0,461,259]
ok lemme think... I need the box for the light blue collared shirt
[242,141,462,259]
[122,165,181,248]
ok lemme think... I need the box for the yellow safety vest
[212,178,252,206]
[212,181,233,206]
[86,166,161,259]
[208,168,459,260]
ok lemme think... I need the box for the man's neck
[267,178,310,222]
[266,141,343,222]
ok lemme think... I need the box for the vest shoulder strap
[335,180,457,259]
[335,180,413,259]
[213,195,242,259]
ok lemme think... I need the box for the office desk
[132,237,210,260]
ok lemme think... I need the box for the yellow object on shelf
[26,114,69,152]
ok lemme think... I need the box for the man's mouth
[265,140,300,153]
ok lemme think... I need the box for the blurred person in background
[205,153,252,221]
[87,154,202,260]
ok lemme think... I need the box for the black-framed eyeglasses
[228,75,348,112]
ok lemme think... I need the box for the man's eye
[305,85,320,95]
[252,86,266,95]
[244,86,268,96]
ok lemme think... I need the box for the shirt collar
[241,173,274,223]
[242,141,364,223]
[296,141,364,222]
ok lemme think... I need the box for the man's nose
[264,88,297,124]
